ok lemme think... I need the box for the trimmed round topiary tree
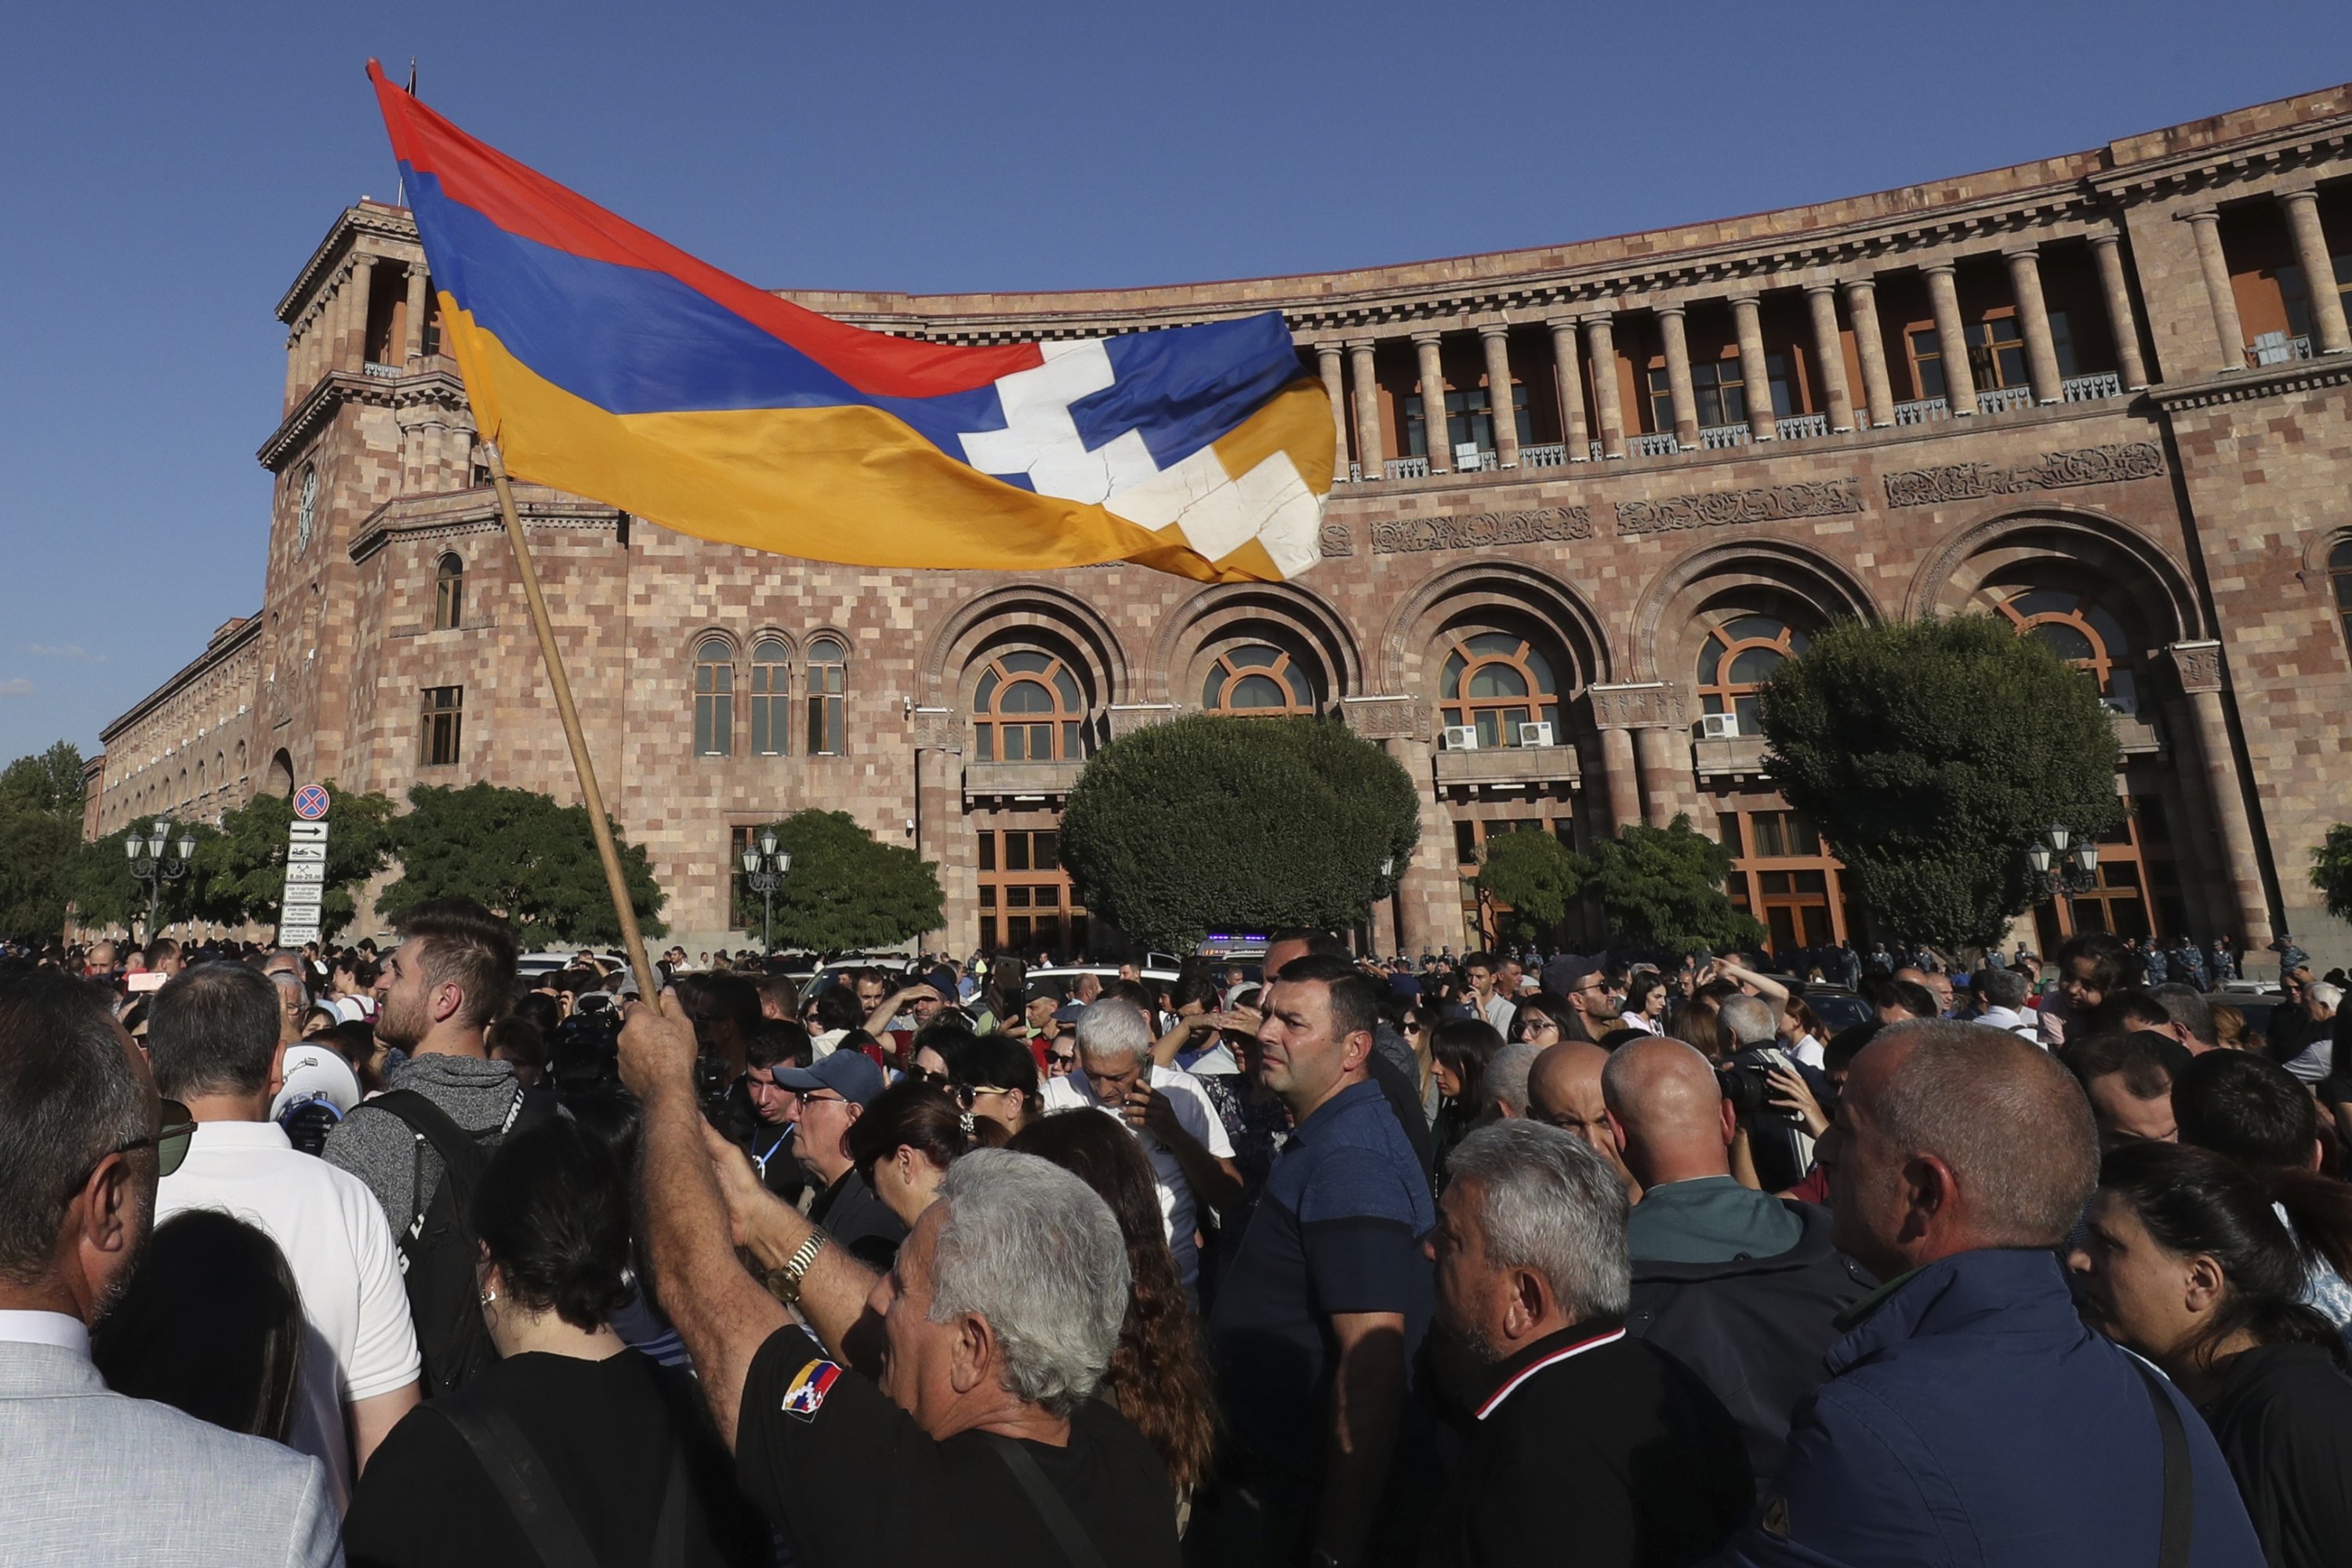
[1058,715,1421,953]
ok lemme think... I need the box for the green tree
[1590,816,1767,955]
[71,821,227,944]
[0,740,86,941]
[1759,615,2122,949]
[188,786,399,941]
[742,810,943,953]
[378,782,668,943]
[1058,715,1421,953]
[2312,825,2352,923]
[1474,829,1592,946]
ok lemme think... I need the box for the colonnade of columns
[282,252,436,416]
[2184,186,2352,372]
[1313,229,2156,479]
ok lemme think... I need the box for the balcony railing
[1590,440,1606,460]
[1348,461,1363,482]
[1454,448,1500,473]
[1893,396,1950,425]
[1385,456,1429,480]
[1631,432,1681,457]
[2063,372,2123,402]
[1774,412,1829,441]
[1699,423,1751,449]
[1520,443,1568,468]
[1976,385,2035,414]
[2249,332,2313,367]
[361,361,401,380]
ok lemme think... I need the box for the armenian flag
[367,62,1333,582]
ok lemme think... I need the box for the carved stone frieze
[1341,695,1427,740]
[911,707,960,750]
[1367,506,1592,556]
[1614,480,1862,537]
[1883,442,2164,508]
[1319,522,1355,558]
[1588,681,1683,730]
[2167,641,2225,694]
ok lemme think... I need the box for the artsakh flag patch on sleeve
[781,1357,842,1421]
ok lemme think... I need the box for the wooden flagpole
[484,443,664,1006]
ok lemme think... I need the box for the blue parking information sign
[280,785,331,946]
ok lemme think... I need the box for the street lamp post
[740,830,792,954]
[2026,822,2100,932]
[125,818,198,947]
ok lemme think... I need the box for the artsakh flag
[367,62,1334,582]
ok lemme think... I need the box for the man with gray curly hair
[620,997,1181,1567]
[1422,1120,1751,1566]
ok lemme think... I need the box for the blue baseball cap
[774,1048,884,1107]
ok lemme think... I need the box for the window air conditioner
[1443,725,1480,751]
[1517,722,1555,748]
[1700,713,1740,739]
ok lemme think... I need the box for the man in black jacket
[1601,1036,1872,1483]
[1421,1120,1750,1567]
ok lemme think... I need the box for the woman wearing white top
[1618,973,1668,1035]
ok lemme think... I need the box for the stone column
[1843,278,1897,426]
[1922,263,1979,414]
[1548,318,1592,461]
[1657,306,1700,450]
[2002,245,2067,403]
[283,331,304,412]
[341,254,378,371]
[1348,341,1385,482]
[1802,285,1856,431]
[1384,733,1455,956]
[1316,346,1352,482]
[2089,234,2152,390]
[2183,210,2247,373]
[913,710,965,950]
[1632,727,1685,828]
[404,263,430,363]
[1479,325,1520,467]
[1730,292,1777,440]
[1597,727,1641,836]
[1584,315,1628,459]
[2279,188,2351,356]
[1413,332,1452,472]
[2172,642,2273,949]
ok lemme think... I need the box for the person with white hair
[1421,1120,1751,1566]
[618,994,1181,1566]
[1041,998,1240,1301]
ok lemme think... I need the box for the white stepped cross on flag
[953,338,1327,579]
[956,341,1160,506]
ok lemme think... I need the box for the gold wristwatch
[764,1232,827,1307]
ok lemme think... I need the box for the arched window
[973,650,1086,761]
[1984,588,2139,710]
[2330,540,2352,665]
[693,637,734,757]
[750,637,790,756]
[434,554,464,630]
[807,636,846,755]
[1696,615,1809,735]
[1202,642,1317,716]
[1439,630,1562,748]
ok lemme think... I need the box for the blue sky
[3,0,2349,768]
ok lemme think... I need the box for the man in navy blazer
[1716,1020,2263,1568]
[0,971,338,1567]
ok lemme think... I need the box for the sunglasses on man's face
[109,1098,195,1181]
[1046,1050,1078,1067]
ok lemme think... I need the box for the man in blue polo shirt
[1190,953,1436,1568]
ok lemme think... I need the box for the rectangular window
[1970,315,2028,390]
[419,686,463,765]
[1766,351,1795,419]
[1006,833,1032,873]
[807,666,844,754]
[1647,366,1675,434]
[1717,812,1745,858]
[750,664,788,756]
[1692,357,1746,426]
[1907,328,1946,398]
[2049,310,2078,379]
[978,830,996,872]
[1455,822,1478,866]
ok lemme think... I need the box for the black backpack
[373,1085,546,1398]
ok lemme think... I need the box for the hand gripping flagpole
[483,443,664,1007]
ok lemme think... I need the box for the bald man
[1893,965,1955,1018]
[1716,1022,2261,1568]
[1600,1038,1870,1483]
[1527,1041,1639,1202]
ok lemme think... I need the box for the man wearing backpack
[325,897,543,1396]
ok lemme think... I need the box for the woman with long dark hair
[92,1210,306,1443]
[2068,1140,2352,1568]
[345,1119,766,1567]
[1011,1109,1218,1525]
[1428,1017,1504,1179]
[844,1076,1007,1228]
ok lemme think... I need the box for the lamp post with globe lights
[2026,822,2100,931]
[126,818,198,946]
[741,829,793,955]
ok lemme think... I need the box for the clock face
[296,466,318,553]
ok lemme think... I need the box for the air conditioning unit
[1518,722,1555,748]
[1443,725,1480,751]
[1700,713,1741,739]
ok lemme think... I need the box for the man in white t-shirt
[148,963,422,1512]
[1041,998,1241,1299]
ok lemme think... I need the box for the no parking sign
[280,784,331,946]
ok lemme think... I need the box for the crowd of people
[2,910,2348,1567]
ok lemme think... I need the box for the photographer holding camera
[1715,994,1835,1194]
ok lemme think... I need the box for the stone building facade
[93,83,2352,962]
